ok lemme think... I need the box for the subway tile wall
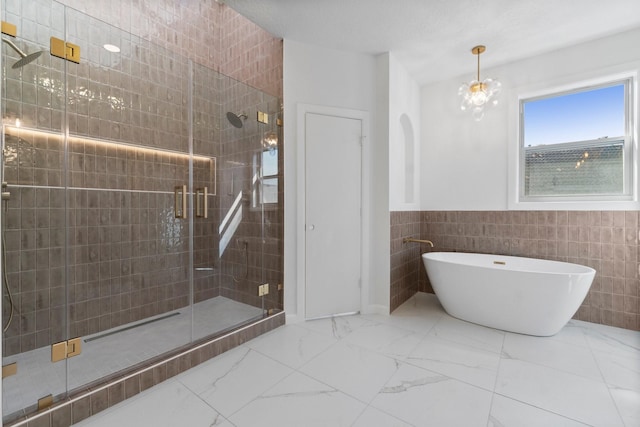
[52,0,283,98]
[390,211,424,312]
[390,211,640,331]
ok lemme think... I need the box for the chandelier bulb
[459,45,499,120]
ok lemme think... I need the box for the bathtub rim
[422,251,596,276]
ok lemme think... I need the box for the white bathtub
[422,252,595,336]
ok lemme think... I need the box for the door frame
[296,104,371,320]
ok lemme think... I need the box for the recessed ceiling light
[103,44,120,53]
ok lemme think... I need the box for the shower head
[13,50,43,69]
[2,38,44,69]
[226,112,247,128]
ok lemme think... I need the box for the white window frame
[508,70,639,210]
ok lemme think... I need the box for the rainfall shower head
[2,38,44,69]
[226,112,247,128]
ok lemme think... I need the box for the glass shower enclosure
[1,1,283,423]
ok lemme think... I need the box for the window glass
[252,148,278,207]
[523,84,625,147]
[520,79,631,199]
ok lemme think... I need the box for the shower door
[61,9,194,395]
[1,0,70,419]
[1,0,282,423]
[0,2,195,420]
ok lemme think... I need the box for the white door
[305,112,362,319]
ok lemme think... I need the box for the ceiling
[223,0,640,85]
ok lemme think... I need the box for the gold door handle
[175,185,187,219]
[195,187,208,218]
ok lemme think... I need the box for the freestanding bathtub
[422,252,595,336]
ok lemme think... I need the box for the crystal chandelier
[458,45,501,121]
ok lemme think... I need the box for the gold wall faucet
[402,237,434,247]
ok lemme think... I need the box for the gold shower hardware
[38,395,53,411]
[2,362,17,378]
[195,187,208,218]
[493,261,506,265]
[174,185,187,219]
[258,283,270,296]
[402,237,434,247]
[51,337,82,362]
[1,21,17,37]
[257,111,269,124]
[50,36,81,63]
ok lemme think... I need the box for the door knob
[308,224,315,230]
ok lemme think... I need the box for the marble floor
[75,292,639,427]
[2,297,264,418]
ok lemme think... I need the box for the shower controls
[1,181,9,201]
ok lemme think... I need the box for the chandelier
[458,45,501,121]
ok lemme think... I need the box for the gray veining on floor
[71,292,639,426]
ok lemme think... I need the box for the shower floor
[2,296,264,419]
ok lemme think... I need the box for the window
[251,147,278,208]
[519,77,634,202]
[261,148,278,204]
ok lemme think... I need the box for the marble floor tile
[73,380,231,427]
[582,321,640,358]
[229,372,365,427]
[299,341,400,403]
[429,314,506,353]
[36,292,639,427]
[392,292,446,316]
[502,332,602,381]
[247,323,337,369]
[496,358,624,427]
[592,350,640,391]
[178,346,293,417]
[488,394,590,427]
[548,320,590,347]
[374,331,424,361]
[407,332,501,391]
[609,386,640,427]
[371,362,493,427]
[341,320,419,352]
[295,314,371,340]
[351,406,413,427]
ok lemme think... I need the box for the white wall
[421,27,640,211]
[389,54,421,211]
[283,40,390,319]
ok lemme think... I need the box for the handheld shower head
[226,112,247,128]
[2,38,44,69]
